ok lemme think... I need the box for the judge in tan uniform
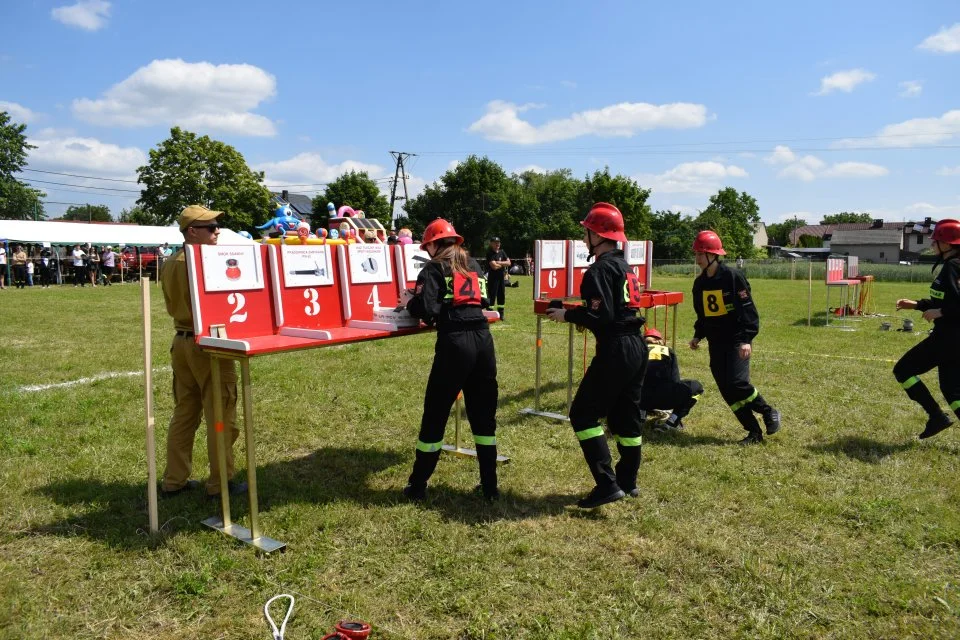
[159,205,246,499]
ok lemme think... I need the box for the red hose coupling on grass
[335,620,371,639]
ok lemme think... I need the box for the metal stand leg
[521,316,569,421]
[671,303,678,351]
[566,323,574,415]
[203,357,286,552]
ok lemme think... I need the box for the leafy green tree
[766,219,808,246]
[694,188,761,259]
[61,204,111,222]
[403,156,512,252]
[577,168,652,240]
[514,169,581,241]
[313,171,391,227]
[650,210,697,259]
[797,234,823,248]
[820,212,873,224]
[137,127,272,229]
[0,110,45,220]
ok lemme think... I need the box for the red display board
[268,243,344,339]
[567,240,592,299]
[623,240,653,289]
[395,244,431,296]
[533,239,570,300]
[338,243,400,328]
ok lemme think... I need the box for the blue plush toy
[327,202,336,217]
[329,228,340,240]
[256,203,301,237]
[238,230,254,240]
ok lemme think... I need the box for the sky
[1,0,958,225]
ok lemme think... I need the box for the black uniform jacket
[643,344,680,386]
[692,262,759,345]
[564,249,645,340]
[407,258,490,333]
[485,248,509,278]
[915,257,960,335]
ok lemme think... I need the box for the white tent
[0,220,255,246]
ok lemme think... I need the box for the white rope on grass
[264,594,294,640]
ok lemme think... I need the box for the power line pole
[388,151,415,229]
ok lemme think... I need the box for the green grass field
[2,274,959,639]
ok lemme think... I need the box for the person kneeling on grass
[640,328,703,431]
[893,218,960,440]
[689,230,781,445]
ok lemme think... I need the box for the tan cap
[178,204,223,231]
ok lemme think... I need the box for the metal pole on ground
[141,279,158,534]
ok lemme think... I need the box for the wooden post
[142,279,159,534]
[807,259,813,327]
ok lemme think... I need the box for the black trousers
[73,265,87,286]
[707,339,771,433]
[569,334,647,490]
[417,328,498,447]
[12,265,26,288]
[641,379,704,419]
[488,274,505,308]
[893,332,960,417]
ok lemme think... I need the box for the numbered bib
[451,272,484,306]
[702,289,728,317]
[623,272,644,309]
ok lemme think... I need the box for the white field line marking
[19,367,170,392]
[763,350,897,364]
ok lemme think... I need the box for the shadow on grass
[29,446,584,547]
[791,311,831,327]
[807,436,916,463]
[642,429,733,447]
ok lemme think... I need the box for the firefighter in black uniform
[546,202,647,508]
[640,327,703,431]
[893,218,960,439]
[404,219,500,500]
[690,230,781,444]
[485,237,510,320]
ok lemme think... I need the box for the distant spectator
[25,257,34,286]
[88,244,101,286]
[39,246,53,288]
[101,246,116,286]
[71,244,87,287]
[12,245,27,289]
[736,255,744,270]
[387,231,399,245]
[0,243,6,289]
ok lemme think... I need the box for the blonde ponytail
[433,240,472,277]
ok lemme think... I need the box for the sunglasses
[190,224,220,231]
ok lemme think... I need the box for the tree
[577,168,652,240]
[403,156,513,252]
[650,210,697,259]
[62,204,111,222]
[137,127,272,229]
[820,212,873,225]
[797,234,823,248]
[0,110,45,220]
[313,171,391,227]
[766,219,808,246]
[694,188,762,259]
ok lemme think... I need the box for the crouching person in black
[640,327,703,431]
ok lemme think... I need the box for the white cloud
[446,160,461,172]
[513,164,549,175]
[898,80,923,98]
[834,110,960,148]
[638,161,748,195]
[904,202,960,216]
[815,69,876,95]
[27,134,145,179]
[51,1,110,31]
[72,59,277,136]
[256,153,384,189]
[918,23,960,54]
[937,166,960,176]
[822,162,889,178]
[766,145,886,181]
[0,100,38,123]
[467,99,709,144]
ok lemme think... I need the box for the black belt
[175,330,195,338]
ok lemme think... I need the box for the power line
[20,168,140,183]
[21,178,142,193]
[25,184,138,199]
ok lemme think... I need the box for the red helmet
[420,218,463,250]
[644,327,663,341]
[581,202,628,244]
[931,219,960,245]
[692,230,726,255]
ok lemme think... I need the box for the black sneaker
[576,485,626,509]
[919,412,953,440]
[160,479,200,499]
[764,409,782,436]
[473,484,500,501]
[623,487,640,498]
[738,433,764,446]
[402,483,426,501]
[206,480,248,500]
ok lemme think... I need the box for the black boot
[902,378,943,416]
[919,412,953,440]
[576,436,623,508]
[615,443,642,498]
[763,408,782,435]
[734,408,764,444]
[475,444,499,500]
[404,450,440,500]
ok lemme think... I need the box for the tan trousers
[162,335,239,495]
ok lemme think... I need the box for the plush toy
[296,221,311,243]
[398,228,413,245]
[329,229,340,240]
[327,202,336,217]
[257,203,301,237]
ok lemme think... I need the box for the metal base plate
[441,444,510,463]
[201,517,286,553]
[520,408,570,421]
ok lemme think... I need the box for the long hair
[432,238,472,277]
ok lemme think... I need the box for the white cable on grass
[264,594,294,640]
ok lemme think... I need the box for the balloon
[329,229,340,240]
